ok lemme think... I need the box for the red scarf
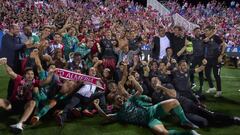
[56,68,105,90]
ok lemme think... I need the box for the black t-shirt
[99,38,116,59]
[158,72,172,84]
[67,61,85,73]
[187,35,205,57]
[166,32,186,57]
[203,35,223,58]
[172,69,194,92]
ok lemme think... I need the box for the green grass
[0,67,240,135]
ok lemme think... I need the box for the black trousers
[205,58,222,91]
[177,90,200,104]
[7,79,14,100]
[179,96,234,127]
[190,56,204,90]
[61,92,107,121]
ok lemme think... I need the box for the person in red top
[0,58,52,133]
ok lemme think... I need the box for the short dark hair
[24,67,34,74]
[54,32,62,37]
[166,47,172,52]
[73,52,81,58]
[179,60,187,65]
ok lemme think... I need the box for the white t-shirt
[77,84,97,98]
[159,35,170,59]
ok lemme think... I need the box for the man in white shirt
[56,67,106,126]
[152,27,170,60]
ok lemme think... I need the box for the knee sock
[172,105,189,124]
[33,92,41,108]
[37,105,51,118]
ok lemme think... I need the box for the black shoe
[181,121,199,129]
[233,117,240,125]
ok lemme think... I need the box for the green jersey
[63,33,79,52]
[116,95,153,126]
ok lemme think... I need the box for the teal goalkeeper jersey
[116,95,153,126]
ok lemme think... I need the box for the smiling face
[108,82,118,93]
[151,77,161,90]
[134,72,140,81]
[114,94,124,108]
[24,69,34,81]
[103,68,110,78]
[151,62,158,71]
[54,34,62,43]
[159,62,166,71]
[89,67,96,76]
[179,61,188,72]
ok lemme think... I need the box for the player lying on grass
[93,74,200,135]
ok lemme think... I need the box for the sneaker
[30,116,39,125]
[233,117,240,125]
[191,83,197,89]
[214,91,222,98]
[190,130,201,135]
[10,123,23,134]
[206,87,216,94]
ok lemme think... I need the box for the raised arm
[128,75,143,97]
[1,58,17,79]
[57,17,72,36]
[177,39,188,57]
[118,62,128,86]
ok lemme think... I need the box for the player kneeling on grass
[0,58,53,133]
[94,75,200,135]
[29,52,81,125]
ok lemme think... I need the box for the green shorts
[34,90,48,102]
[148,103,168,128]
[148,119,163,128]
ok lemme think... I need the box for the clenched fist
[0,58,7,65]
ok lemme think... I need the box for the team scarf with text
[56,68,105,90]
